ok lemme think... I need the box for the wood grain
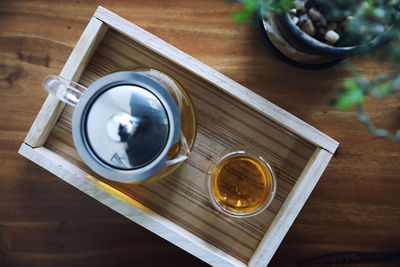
[18,143,246,267]
[25,16,108,148]
[1,0,400,266]
[42,25,319,264]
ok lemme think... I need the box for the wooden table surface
[1,0,399,266]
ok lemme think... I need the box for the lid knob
[106,112,138,142]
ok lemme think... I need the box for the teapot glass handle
[43,74,87,107]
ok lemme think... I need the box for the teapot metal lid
[72,71,181,183]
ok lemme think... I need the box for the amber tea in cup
[207,150,276,218]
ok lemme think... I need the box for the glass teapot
[44,69,196,183]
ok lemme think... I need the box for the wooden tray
[19,6,338,267]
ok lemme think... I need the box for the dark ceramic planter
[260,13,390,70]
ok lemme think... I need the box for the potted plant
[232,0,400,141]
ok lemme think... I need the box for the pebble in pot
[289,0,347,45]
[301,19,316,36]
[325,30,340,44]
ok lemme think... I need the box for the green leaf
[281,0,296,10]
[243,0,257,11]
[344,78,360,91]
[337,79,365,110]
[377,81,391,94]
[232,9,252,23]
[337,95,352,110]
